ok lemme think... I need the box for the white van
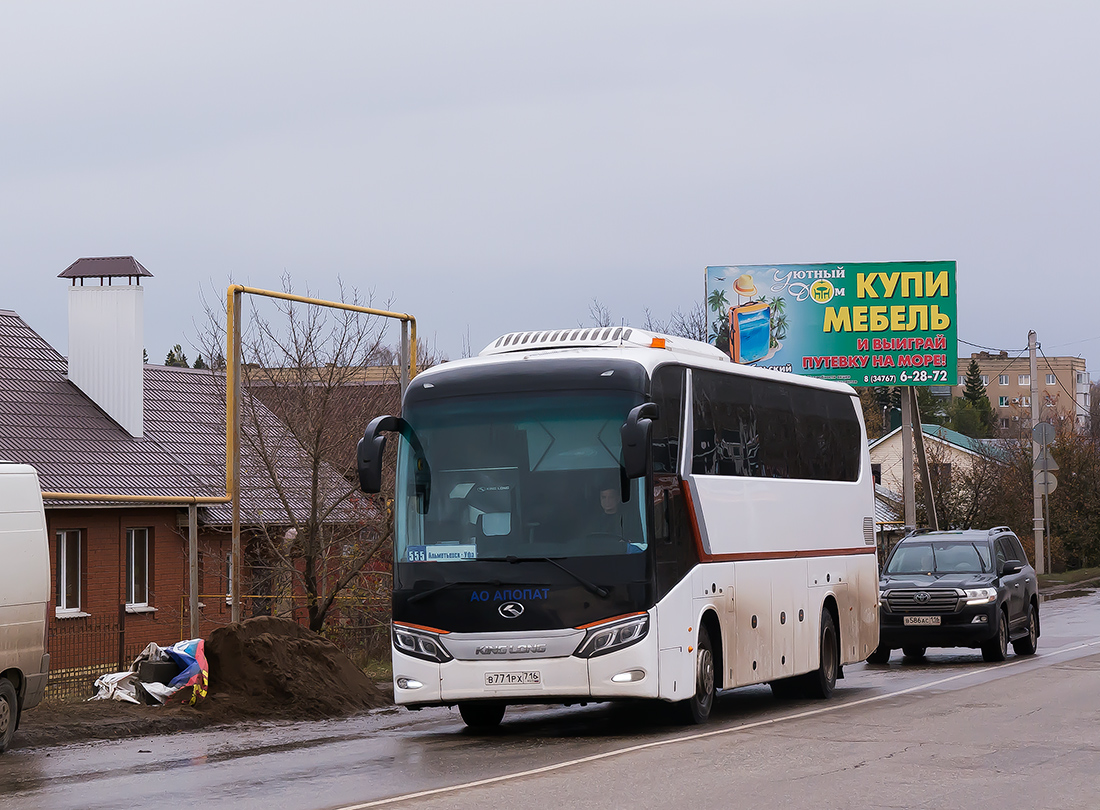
[0,462,50,753]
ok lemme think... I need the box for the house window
[998,375,1009,386]
[1046,374,1057,386]
[1021,396,1031,407]
[980,375,989,386]
[126,528,150,606]
[871,463,882,485]
[56,529,82,612]
[1019,374,1030,386]
[999,396,1009,407]
[1078,372,1089,386]
[1001,418,1009,429]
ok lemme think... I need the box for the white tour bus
[357,327,879,728]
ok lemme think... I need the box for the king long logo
[498,601,524,618]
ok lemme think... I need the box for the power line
[1046,334,1100,350]
[1038,345,1087,415]
[959,338,1028,353]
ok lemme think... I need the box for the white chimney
[60,257,152,438]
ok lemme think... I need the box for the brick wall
[45,506,233,668]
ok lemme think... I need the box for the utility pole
[901,387,915,528]
[1029,330,1045,574]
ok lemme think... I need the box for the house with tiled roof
[0,259,375,696]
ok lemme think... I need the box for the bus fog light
[972,615,988,624]
[611,669,646,683]
[396,677,424,690]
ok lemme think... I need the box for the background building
[951,351,1090,431]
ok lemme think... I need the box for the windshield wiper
[481,556,610,599]
[407,580,500,605]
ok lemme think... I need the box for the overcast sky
[2,2,1097,368]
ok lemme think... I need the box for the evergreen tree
[143,348,148,364]
[192,354,208,370]
[165,344,189,367]
[960,358,995,437]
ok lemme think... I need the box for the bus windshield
[395,390,648,564]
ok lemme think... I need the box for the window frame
[56,528,83,614]
[126,527,151,608]
[998,374,1009,386]
[1046,373,1057,386]
[1019,374,1031,386]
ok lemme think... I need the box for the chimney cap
[58,256,153,280]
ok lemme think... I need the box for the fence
[45,592,391,703]
[46,609,149,702]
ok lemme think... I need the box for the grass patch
[1039,567,1100,588]
[361,655,392,682]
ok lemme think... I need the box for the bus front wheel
[458,701,506,731]
[676,625,715,725]
[802,609,838,699]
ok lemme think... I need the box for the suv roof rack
[987,526,1013,537]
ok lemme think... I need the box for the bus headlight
[573,613,650,658]
[392,622,453,663]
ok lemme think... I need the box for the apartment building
[951,351,1091,430]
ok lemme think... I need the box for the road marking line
[334,638,1100,809]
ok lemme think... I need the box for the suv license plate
[904,616,941,626]
[485,671,540,686]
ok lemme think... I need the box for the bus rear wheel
[459,701,506,730]
[676,625,715,724]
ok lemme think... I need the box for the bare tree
[643,302,709,341]
[199,277,406,632]
[586,298,613,328]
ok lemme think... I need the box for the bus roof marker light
[650,337,666,349]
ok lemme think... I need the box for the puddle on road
[1040,588,1097,602]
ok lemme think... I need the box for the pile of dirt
[200,616,389,720]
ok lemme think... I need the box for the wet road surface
[2,589,1099,810]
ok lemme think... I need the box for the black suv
[868,528,1039,663]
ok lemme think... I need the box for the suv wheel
[1012,604,1039,656]
[866,644,891,664]
[981,609,1009,662]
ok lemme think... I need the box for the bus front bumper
[392,637,660,707]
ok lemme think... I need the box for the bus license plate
[904,616,941,626]
[485,671,540,686]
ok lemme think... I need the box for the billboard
[705,261,957,387]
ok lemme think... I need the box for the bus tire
[0,678,17,754]
[458,701,506,730]
[676,625,716,724]
[802,609,838,699]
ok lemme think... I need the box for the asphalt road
[3,590,1099,810]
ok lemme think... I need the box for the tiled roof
[0,310,359,525]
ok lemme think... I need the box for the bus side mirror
[357,415,400,493]
[357,415,432,512]
[621,402,659,480]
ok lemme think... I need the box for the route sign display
[705,261,958,387]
